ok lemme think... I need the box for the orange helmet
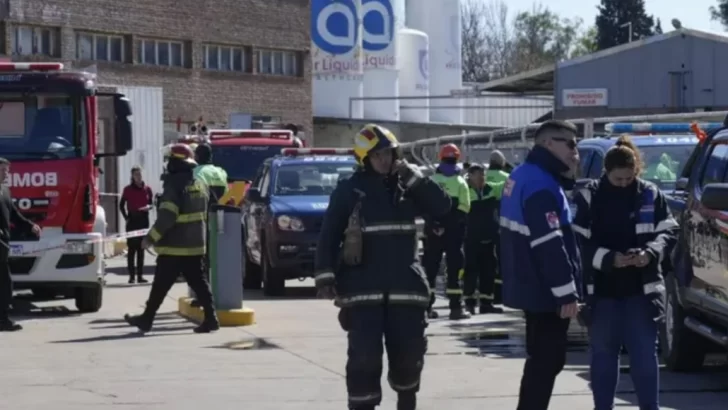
[168,143,197,165]
[439,143,461,160]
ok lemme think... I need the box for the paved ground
[1,257,727,409]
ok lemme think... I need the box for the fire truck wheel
[75,284,103,313]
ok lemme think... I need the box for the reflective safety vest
[431,173,470,214]
[486,168,509,185]
[194,164,229,203]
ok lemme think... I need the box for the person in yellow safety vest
[422,143,471,320]
[487,150,510,184]
[463,164,506,315]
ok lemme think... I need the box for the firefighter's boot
[480,301,504,314]
[465,299,476,315]
[448,296,471,320]
[124,313,153,333]
[397,392,417,410]
[193,307,220,333]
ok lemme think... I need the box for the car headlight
[65,241,94,254]
[276,215,304,231]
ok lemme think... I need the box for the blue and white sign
[311,0,363,75]
[362,0,397,69]
[418,49,429,81]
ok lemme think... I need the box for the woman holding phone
[571,135,678,410]
[119,166,154,284]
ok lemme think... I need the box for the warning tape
[0,229,150,257]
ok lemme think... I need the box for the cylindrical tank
[361,0,404,121]
[397,28,429,122]
[405,0,462,123]
[311,0,364,119]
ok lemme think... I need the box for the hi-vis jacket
[428,171,469,232]
[499,146,582,312]
[194,163,229,205]
[314,171,451,308]
[146,171,208,256]
[572,178,678,301]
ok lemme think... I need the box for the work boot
[193,308,220,333]
[480,303,504,314]
[397,392,417,410]
[0,319,22,332]
[448,307,471,320]
[427,309,439,319]
[128,276,135,284]
[124,313,152,333]
[465,299,476,315]
[137,276,148,284]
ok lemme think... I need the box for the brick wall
[0,0,312,135]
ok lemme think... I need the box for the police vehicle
[241,148,357,296]
[660,123,728,372]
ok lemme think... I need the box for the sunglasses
[551,137,577,150]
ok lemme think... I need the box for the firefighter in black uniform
[315,124,451,410]
[463,164,505,315]
[124,144,219,334]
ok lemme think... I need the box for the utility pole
[620,22,633,43]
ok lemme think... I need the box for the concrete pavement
[0,256,727,409]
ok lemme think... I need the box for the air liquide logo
[362,0,395,68]
[418,49,429,88]
[312,0,361,73]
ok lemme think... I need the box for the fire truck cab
[0,63,133,312]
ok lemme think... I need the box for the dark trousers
[0,247,11,320]
[126,237,145,279]
[144,255,215,319]
[340,304,427,409]
[517,311,571,410]
[463,240,497,306]
[422,223,465,310]
[590,296,659,410]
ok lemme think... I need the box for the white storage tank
[405,0,462,123]
[397,28,429,122]
[312,0,364,119]
[361,0,404,121]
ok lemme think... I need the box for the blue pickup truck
[241,148,357,296]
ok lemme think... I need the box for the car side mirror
[700,183,728,210]
[246,187,261,201]
[675,177,688,191]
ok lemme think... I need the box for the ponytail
[604,134,643,175]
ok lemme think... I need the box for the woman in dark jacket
[119,166,153,284]
[572,135,678,410]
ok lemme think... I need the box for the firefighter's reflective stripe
[350,392,382,403]
[388,376,420,391]
[479,293,494,300]
[337,293,430,306]
[361,223,417,233]
[159,201,179,215]
[177,212,205,223]
[636,223,654,234]
[154,246,206,256]
[445,288,462,295]
[314,271,335,286]
[464,293,494,300]
[494,278,502,284]
[149,228,162,242]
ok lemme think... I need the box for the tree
[460,1,590,81]
[710,1,728,28]
[595,0,655,51]
[572,26,599,57]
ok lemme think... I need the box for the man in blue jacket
[499,120,582,410]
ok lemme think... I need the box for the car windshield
[274,162,356,196]
[639,145,694,189]
[0,94,84,160]
[211,144,283,182]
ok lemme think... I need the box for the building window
[135,39,184,67]
[256,49,300,76]
[203,44,249,72]
[11,26,60,57]
[76,33,124,62]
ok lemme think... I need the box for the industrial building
[476,28,728,120]
[0,0,312,138]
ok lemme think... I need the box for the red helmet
[168,143,197,165]
[439,143,461,160]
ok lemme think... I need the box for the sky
[499,0,725,33]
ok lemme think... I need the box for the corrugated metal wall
[113,86,165,232]
[555,32,728,118]
[460,93,552,127]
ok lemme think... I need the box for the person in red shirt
[119,166,153,284]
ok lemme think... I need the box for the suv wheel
[262,248,285,296]
[660,274,708,372]
[243,250,262,290]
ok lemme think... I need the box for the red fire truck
[0,63,132,312]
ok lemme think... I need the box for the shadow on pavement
[105,282,153,289]
[205,337,281,350]
[105,264,156,277]
[9,298,80,320]
[87,311,179,325]
[243,286,317,301]
[48,332,173,343]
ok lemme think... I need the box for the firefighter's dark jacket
[572,177,678,303]
[465,181,504,243]
[314,170,451,307]
[146,168,209,256]
[499,146,582,312]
